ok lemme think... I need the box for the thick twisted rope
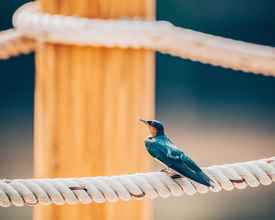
[0,2,275,77]
[1,157,274,207]
[0,29,34,59]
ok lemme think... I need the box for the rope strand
[0,157,274,207]
[0,29,34,59]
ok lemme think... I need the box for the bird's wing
[172,161,211,187]
[145,140,168,158]
[166,137,175,145]
[166,144,202,173]
[148,139,203,174]
[181,155,202,172]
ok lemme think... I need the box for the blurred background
[0,0,275,220]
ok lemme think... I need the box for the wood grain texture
[34,0,155,220]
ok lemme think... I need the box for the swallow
[140,119,214,187]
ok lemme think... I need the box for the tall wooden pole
[34,0,155,220]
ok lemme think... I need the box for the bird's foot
[160,169,182,179]
[160,168,183,179]
[160,168,170,173]
[170,174,182,179]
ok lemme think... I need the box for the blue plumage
[140,119,213,187]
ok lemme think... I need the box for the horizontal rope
[0,157,274,207]
[13,2,275,77]
[0,2,274,77]
[0,29,34,59]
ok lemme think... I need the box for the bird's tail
[197,171,215,188]
[208,178,216,189]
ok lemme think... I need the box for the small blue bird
[140,119,214,187]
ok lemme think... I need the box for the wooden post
[34,0,155,220]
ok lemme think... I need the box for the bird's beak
[139,118,149,125]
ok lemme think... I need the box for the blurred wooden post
[34,0,155,220]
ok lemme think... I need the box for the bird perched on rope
[140,119,214,188]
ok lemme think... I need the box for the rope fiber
[1,157,274,207]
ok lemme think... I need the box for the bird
[139,118,214,187]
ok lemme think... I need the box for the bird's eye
[147,121,152,125]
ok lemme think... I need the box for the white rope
[0,157,274,207]
[14,2,275,76]
[0,2,275,77]
[0,29,34,59]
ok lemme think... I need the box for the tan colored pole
[34,0,155,220]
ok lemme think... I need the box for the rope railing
[0,29,34,59]
[0,2,275,77]
[0,157,274,207]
